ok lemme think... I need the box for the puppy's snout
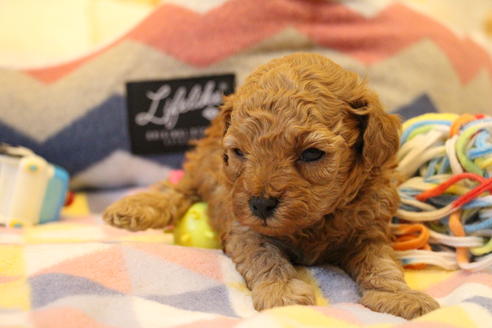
[249,196,279,220]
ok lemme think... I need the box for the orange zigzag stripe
[25,0,492,84]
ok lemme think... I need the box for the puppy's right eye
[233,148,245,158]
[299,148,325,162]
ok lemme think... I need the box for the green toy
[172,202,221,249]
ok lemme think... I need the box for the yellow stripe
[404,268,455,291]
[402,113,458,130]
[476,157,492,169]
[0,245,24,276]
[0,279,30,310]
[270,305,359,328]
[296,267,329,306]
[414,305,477,328]
[471,238,492,256]
[119,234,173,243]
[61,193,90,216]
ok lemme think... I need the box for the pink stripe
[0,227,22,234]
[172,317,239,328]
[31,307,114,328]
[393,322,460,328]
[168,170,185,185]
[313,306,362,325]
[128,0,292,68]
[0,276,22,283]
[35,246,133,294]
[299,3,492,83]
[426,271,492,298]
[130,243,223,281]
[25,49,106,84]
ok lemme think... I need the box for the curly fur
[104,53,439,319]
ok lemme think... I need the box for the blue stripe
[400,120,451,144]
[465,217,492,233]
[0,95,184,175]
[392,94,439,121]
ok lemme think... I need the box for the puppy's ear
[219,95,234,136]
[347,92,400,169]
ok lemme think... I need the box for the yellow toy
[171,202,221,249]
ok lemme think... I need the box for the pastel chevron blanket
[1,191,492,328]
[2,0,491,189]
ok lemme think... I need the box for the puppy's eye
[299,148,325,162]
[233,148,245,158]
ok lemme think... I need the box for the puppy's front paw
[361,289,439,320]
[252,278,316,311]
[103,193,168,231]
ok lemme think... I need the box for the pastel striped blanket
[1,202,492,327]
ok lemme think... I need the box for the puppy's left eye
[233,148,245,158]
[299,148,325,162]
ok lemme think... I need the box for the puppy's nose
[249,196,279,220]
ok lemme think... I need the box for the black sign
[126,74,235,154]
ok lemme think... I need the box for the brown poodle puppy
[104,53,439,319]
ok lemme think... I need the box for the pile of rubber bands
[393,113,492,271]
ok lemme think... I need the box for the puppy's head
[219,53,400,236]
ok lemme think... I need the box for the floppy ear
[347,92,401,169]
[218,94,234,136]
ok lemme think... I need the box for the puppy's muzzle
[248,196,279,220]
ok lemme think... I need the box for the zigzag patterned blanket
[1,191,492,328]
[2,0,491,189]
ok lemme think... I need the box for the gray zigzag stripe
[1,31,491,141]
[465,296,492,313]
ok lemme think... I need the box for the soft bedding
[1,190,492,328]
[2,0,492,189]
